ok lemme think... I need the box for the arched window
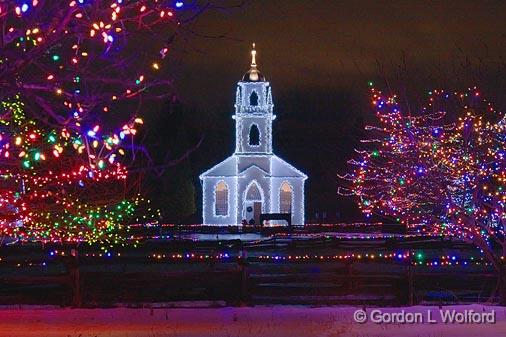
[246,182,262,201]
[249,124,260,146]
[214,181,228,216]
[249,91,259,106]
[280,182,292,213]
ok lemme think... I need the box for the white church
[200,44,307,226]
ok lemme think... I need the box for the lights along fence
[0,254,497,307]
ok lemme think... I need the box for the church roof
[200,154,307,180]
[270,155,308,179]
[199,156,237,178]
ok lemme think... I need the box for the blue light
[21,3,29,12]
[175,1,184,8]
[87,130,96,137]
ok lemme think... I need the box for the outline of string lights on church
[200,44,307,227]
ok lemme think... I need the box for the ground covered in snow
[0,305,505,337]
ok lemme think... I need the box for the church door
[253,202,262,225]
[243,182,263,225]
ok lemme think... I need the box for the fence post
[69,248,81,307]
[347,261,354,291]
[238,246,249,304]
[407,259,414,306]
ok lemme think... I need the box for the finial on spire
[242,42,265,81]
[251,42,257,67]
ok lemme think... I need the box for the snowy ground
[0,305,505,337]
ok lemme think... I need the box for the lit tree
[0,0,214,245]
[340,86,506,304]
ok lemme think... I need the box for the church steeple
[234,44,275,154]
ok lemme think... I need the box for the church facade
[200,45,307,226]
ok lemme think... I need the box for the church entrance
[243,182,263,225]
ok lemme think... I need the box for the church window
[280,182,292,213]
[249,91,259,106]
[249,124,260,146]
[214,181,228,216]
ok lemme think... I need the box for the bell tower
[233,43,275,154]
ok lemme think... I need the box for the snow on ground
[0,305,505,337]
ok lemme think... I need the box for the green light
[52,55,60,61]
[22,160,30,168]
[34,152,41,161]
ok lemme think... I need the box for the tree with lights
[0,0,216,245]
[340,86,506,304]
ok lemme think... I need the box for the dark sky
[157,0,506,222]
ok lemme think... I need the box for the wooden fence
[0,258,497,307]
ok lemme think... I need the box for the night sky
[154,0,506,223]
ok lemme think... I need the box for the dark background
[141,0,506,223]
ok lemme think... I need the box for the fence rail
[0,258,497,307]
